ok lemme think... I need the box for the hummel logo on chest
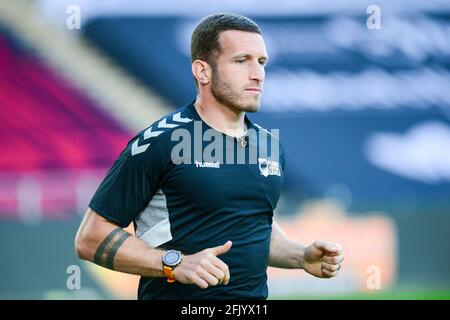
[195,160,221,168]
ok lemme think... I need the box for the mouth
[245,87,262,93]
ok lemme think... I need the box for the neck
[194,95,247,137]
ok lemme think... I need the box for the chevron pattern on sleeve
[131,112,193,156]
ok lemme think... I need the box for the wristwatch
[162,250,183,283]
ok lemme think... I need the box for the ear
[192,60,211,86]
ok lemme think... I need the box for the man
[75,13,344,300]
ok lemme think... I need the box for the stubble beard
[211,67,260,114]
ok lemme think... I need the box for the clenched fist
[173,241,232,289]
[303,240,344,278]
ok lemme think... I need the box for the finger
[323,254,344,265]
[190,274,209,289]
[322,261,341,272]
[314,240,342,255]
[210,241,232,256]
[322,268,339,278]
[197,268,220,286]
[330,243,343,255]
[211,258,230,285]
[203,260,226,284]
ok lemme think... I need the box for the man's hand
[303,240,344,279]
[173,241,232,289]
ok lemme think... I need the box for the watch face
[164,250,181,266]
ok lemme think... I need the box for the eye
[236,59,246,64]
[259,60,267,66]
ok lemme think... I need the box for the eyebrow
[233,54,269,62]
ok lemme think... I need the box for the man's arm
[268,219,344,278]
[268,220,306,269]
[75,208,166,277]
[75,208,231,288]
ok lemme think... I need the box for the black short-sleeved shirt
[89,101,285,300]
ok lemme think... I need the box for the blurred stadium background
[0,0,449,299]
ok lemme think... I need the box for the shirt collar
[187,100,256,130]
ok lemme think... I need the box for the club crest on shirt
[258,158,281,177]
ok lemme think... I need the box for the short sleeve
[89,135,166,227]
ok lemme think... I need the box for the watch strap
[163,265,176,283]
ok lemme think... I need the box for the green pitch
[270,290,450,300]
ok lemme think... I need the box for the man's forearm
[268,220,306,269]
[75,209,166,278]
[91,228,166,277]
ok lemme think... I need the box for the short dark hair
[190,13,262,86]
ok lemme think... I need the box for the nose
[249,61,265,83]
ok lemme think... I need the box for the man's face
[210,30,268,113]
